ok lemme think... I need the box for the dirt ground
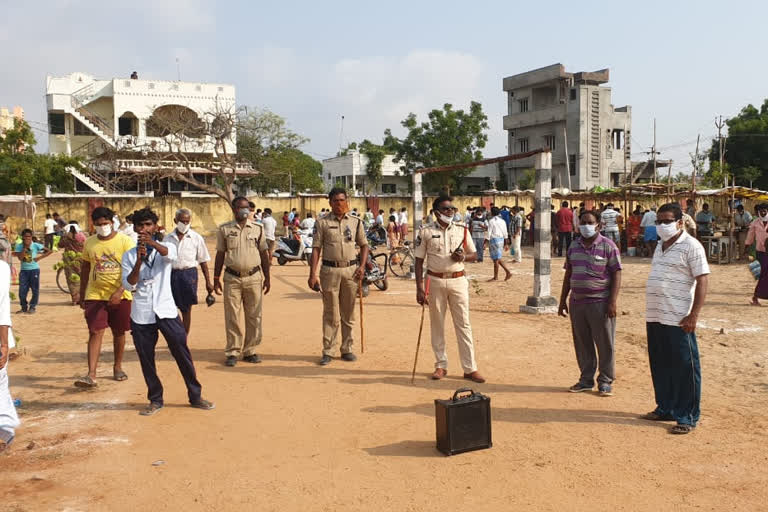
[1,241,767,511]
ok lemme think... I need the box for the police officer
[308,187,369,365]
[213,196,271,367]
[415,193,485,383]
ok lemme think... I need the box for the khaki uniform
[216,220,268,357]
[414,221,478,373]
[312,213,367,356]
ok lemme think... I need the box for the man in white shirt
[300,213,316,231]
[120,214,138,243]
[643,203,709,435]
[121,207,214,417]
[44,213,57,250]
[165,209,213,335]
[640,206,658,256]
[0,260,19,452]
[487,207,512,281]
[261,208,278,259]
[399,207,409,242]
[600,203,620,245]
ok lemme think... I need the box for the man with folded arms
[415,194,485,383]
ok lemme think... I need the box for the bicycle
[56,266,68,294]
[388,241,415,278]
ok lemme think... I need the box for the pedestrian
[640,206,658,256]
[282,211,290,236]
[555,201,574,256]
[733,204,752,260]
[470,208,488,263]
[308,187,368,366]
[120,214,138,243]
[415,194,485,383]
[261,208,277,260]
[43,213,57,250]
[288,208,297,224]
[0,259,20,453]
[386,215,400,250]
[254,208,263,222]
[558,209,622,396]
[685,199,696,218]
[399,207,409,241]
[745,203,768,305]
[363,208,374,230]
[526,207,535,246]
[74,207,134,387]
[300,213,316,231]
[600,203,620,245]
[213,197,271,367]
[12,229,52,314]
[165,209,214,335]
[695,203,715,239]
[550,204,558,257]
[643,203,709,435]
[499,205,511,231]
[464,206,473,225]
[121,207,215,416]
[509,206,523,263]
[375,209,384,227]
[487,207,512,281]
[57,224,87,305]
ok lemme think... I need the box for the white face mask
[761,213,768,221]
[579,224,597,238]
[438,213,454,224]
[656,222,680,241]
[95,224,112,237]
[176,222,190,234]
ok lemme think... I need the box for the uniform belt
[427,270,465,279]
[322,259,357,268]
[225,266,261,278]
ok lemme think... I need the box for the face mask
[438,213,454,224]
[95,224,112,237]
[579,224,597,238]
[176,222,190,234]
[331,200,350,217]
[761,213,768,221]
[236,208,250,220]
[656,222,680,241]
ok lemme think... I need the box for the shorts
[84,299,132,334]
[170,267,199,313]
[489,237,505,261]
[643,226,658,242]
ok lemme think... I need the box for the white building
[46,72,245,195]
[322,150,500,195]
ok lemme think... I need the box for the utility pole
[652,118,658,183]
[716,115,726,187]
[691,134,700,205]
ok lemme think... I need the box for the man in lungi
[486,207,511,281]
[165,209,213,335]
[745,203,768,306]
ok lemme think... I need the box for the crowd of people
[4,190,768,452]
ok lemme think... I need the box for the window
[569,88,577,101]
[518,138,529,153]
[73,119,93,136]
[518,98,529,113]
[545,135,556,151]
[382,183,396,194]
[148,83,155,90]
[613,129,624,150]
[48,113,65,134]
[569,154,577,176]
[327,173,332,180]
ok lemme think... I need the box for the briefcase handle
[452,388,476,401]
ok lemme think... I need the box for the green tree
[383,102,489,194]
[517,168,536,190]
[708,100,768,188]
[0,119,77,195]
[245,147,323,194]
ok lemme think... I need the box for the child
[12,229,52,314]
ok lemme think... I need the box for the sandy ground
[1,241,767,511]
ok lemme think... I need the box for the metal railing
[70,95,114,139]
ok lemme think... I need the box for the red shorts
[83,299,132,334]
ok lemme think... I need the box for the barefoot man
[487,207,512,281]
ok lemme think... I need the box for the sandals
[113,369,128,382]
[190,399,215,411]
[671,424,696,435]
[74,376,98,388]
[640,411,674,421]
[139,403,163,416]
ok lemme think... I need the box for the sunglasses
[436,206,456,213]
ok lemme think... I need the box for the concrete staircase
[69,165,105,193]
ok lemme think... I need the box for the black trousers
[131,316,202,406]
[558,232,572,256]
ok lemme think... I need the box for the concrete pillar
[412,171,423,241]
[520,151,558,314]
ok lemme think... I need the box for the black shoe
[340,352,357,362]
[27,308,36,315]
[318,355,332,366]
[243,354,262,363]
[225,356,237,367]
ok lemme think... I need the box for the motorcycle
[359,233,389,297]
[274,228,313,265]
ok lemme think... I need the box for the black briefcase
[434,388,492,456]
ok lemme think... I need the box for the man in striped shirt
[558,209,622,396]
[643,203,709,435]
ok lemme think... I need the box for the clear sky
[2,0,766,175]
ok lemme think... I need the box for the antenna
[338,115,345,151]
[176,57,181,81]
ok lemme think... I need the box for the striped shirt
[645,231,710,326]
[565,234,622,304]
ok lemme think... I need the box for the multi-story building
[0,106,24,133]
[502,63,632,190]
[46,71,249,196]
[322,150,499,196]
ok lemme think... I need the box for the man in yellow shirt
[75,207,135,388]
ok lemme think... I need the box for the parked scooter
[359,246,389,297]
[274,228,313,265]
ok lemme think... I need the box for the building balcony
[503,104,567,131]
